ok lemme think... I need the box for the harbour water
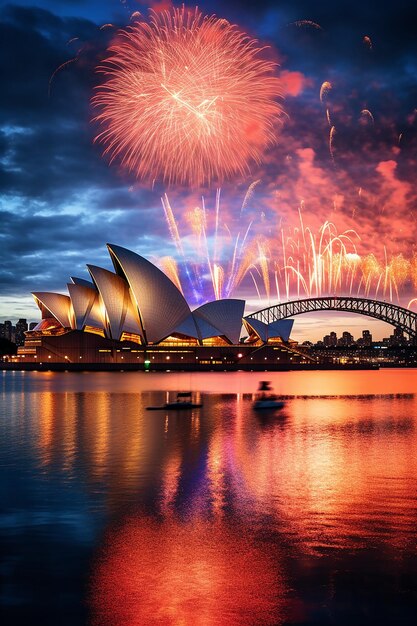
[1,369,417,625]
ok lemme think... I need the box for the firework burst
[159,186,265,303]
[92,6,283,187]
[159,190,417,308]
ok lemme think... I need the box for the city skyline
[0,313,400,345]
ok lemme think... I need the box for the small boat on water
[253,381,285,411]
[146,392,203,411]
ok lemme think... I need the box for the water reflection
[6,385,417,545]
[2,371,417,625]
[91,516,286,626]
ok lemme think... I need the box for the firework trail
[257,240,271,300]
[160,185,265,302]
[48,59,78,97]
[92,6,284,187]
[160,187,417,309]
[277,219,416,305]
[326,109,332,126]
[213,264,224,301]
[213,189,221,264]
[159,257,184,295]
[161,193,200,301]
[410,254,417,291]
[240,179,261,216]
[319,81,333,126]
[161,194,184,256]
[363,35,373,50]
[290,20,323,31]
[320,81,332,104]
[48,23,116,97]
[329,126,337,162]
[360,109,375,125]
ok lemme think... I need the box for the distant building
[3,321,12,342]
[15,319,28,346]
[389,327,407,346]
[322,331,338,347]
[339,331,354,347]
[362,330,372,347]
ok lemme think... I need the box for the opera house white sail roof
[31,245,293,346]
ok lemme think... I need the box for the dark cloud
[0,4,173,310]
[4,0,126,23]
[2,1,417,325]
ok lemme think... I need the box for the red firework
[92,6,283,187]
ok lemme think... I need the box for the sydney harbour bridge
[246,296,417,339]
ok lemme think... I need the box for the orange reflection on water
[160,452,182,515]
[231,395,417,552]
[22,368,417,396]
[89,393,110,479]
[60,393,76,473]
[91,516,286,626]
[35,392,55,467]
[25,371,417,557]
[207,430,226,517]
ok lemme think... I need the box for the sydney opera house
[16,244,310,369]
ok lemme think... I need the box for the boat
[146,392,203,411]
[253,381,285,411]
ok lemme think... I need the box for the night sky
[2,0,417,340]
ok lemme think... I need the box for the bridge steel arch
[245,297,417,338]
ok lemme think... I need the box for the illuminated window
[120,332,142,344]
[84,326,105,338]
[201,336,229,346]
[199,360,222,365]
[158,334,198,346]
